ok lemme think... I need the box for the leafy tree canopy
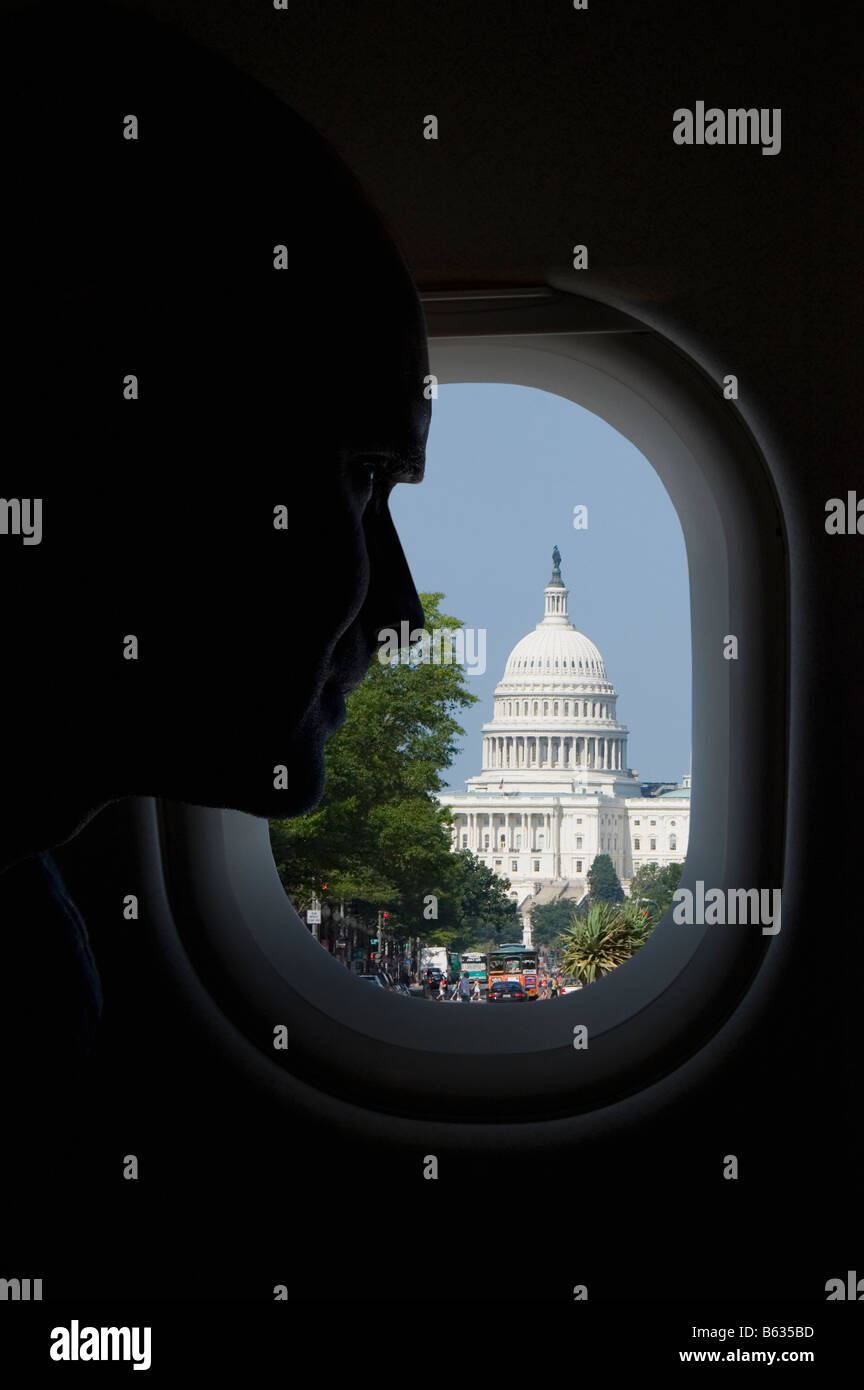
[587,853,624,904]
[530,898,581,947]
[628,860,685,926]
[438,850,520,949]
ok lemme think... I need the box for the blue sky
[389,383,691,788]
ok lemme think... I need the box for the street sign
[306,909,321,925]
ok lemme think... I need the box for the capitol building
[438,548,690,935]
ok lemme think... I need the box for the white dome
[503,624,606,684]
[496,551,611,688]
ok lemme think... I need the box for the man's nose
[364,502,425,641]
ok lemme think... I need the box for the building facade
[438,550,690,930]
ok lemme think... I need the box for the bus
[460,951,488,993]
[486,943,539,1000]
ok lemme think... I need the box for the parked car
[487,980,528,1003]
[559,977,583,996]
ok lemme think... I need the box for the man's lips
[321,685,347,726]
[329,649,377,697]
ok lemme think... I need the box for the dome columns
[482,730,627,773]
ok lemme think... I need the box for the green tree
[587,853,624,904]
[438,850,520,950]
[530,898,581,947]
[628,861,685,926]
[561,899,650,986]
[269,594,481,938]
[486,918,525,948]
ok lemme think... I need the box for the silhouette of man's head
[2,2,430,867]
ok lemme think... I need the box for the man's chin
[209,750,328,822]
[269,758,327,820]
[145,715,334,821]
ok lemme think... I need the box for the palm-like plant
[561,900,651,986]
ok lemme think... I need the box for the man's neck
[0,752,112,873]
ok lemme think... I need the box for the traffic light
[382,912,389,921]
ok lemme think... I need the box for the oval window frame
[137,292,789,1128]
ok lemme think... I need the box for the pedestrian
[471,979,481,1002]
[439,975,448,1000]
[458,973,472,1003]
[540,975,549,1000]
[550,974,559,999]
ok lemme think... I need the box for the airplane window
[152,296,787,1124]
